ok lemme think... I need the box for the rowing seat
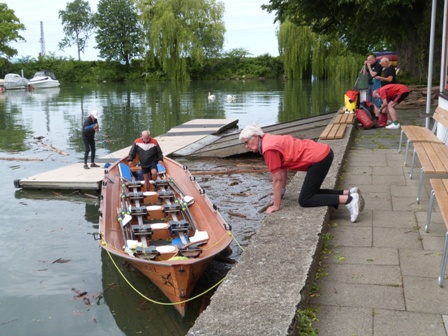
[164,203,181,213]
[126,181,142,189]
[179,246,202,258]
[135,246,159,260]
[132,224,153,236]
[128,191,145,201]
[170,220,190,234]
[130,206,148,216]
[154,179,169,189]
[158,190,174,200]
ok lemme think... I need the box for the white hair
[239,124,264,142]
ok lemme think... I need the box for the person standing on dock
[239,125,364,222]
[82,110,100,169]
[127,130,164,191]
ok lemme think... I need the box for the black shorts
[141,163,157,174]
[393,91,410,104]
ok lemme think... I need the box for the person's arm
[127,144,136,164]
[267,169,287,214]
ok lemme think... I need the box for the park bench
[399,106,448,165]
[424,179,448,287]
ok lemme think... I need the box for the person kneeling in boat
[127,130,164,191]
[239,125,364,222]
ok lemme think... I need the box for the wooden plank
[430,179,448,229]
[328,125,339,139]
[334,114,354,124]
[335,124,347,138]
[319,124,333,140]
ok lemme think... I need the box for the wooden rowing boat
[98,156,232,316]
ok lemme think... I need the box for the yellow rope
[101,237,226,306]
[229,231,245,252]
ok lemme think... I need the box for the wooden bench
[319,123,347,140]
[334,113,355,124]
[409,142,448,203]
[424,179,448,286]
[399,106,448,165]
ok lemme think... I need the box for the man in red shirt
[239,125,364,222]
[373,84,410,130]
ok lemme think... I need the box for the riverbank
[188,108,448,335]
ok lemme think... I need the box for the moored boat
[4,73,29,90]
[97,156,232,316]
[28,70,60,89]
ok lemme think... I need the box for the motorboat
[28,70,60,89]
[4,73,29,90]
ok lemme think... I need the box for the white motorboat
[28,70,60,89]
[4,73,29,90]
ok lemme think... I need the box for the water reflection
[0,79,352,156]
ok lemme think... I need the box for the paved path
[310,112,448,335]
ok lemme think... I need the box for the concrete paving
[188,109,448,335]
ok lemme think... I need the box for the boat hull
[99,156,232,316]
[28,79,60,89]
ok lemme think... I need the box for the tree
[136,0,226,81]
[0,3,25,61]
[95,0,143,66]
[58,0,95,61]
[277,21,362,80]
[262,0,441,81]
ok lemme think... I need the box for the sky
[7,0,279,61]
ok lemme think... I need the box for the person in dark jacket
[127,130,164,191]
[82,110,99,169]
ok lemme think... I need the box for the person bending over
[127,130,164,191]
[373,84,410,130]
[239,125,364,222]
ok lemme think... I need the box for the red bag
[356,108,374,129]
[377,112,388,128]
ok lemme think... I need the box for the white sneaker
[350,187,365,212]
[385,123,400,130]
[386,120,393,125]
[346,193,360,223]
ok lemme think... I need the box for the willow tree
[136,0,225,81]
[278,21,363,80]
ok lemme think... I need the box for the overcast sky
[7,0,279,61]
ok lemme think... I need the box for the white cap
[91,110,98,119]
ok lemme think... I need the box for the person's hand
[266,205,280,214]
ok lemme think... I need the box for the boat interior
[114,162,211,262]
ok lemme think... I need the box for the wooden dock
[178,112,334,158]
[13,119,238,191]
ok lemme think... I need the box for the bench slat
[319,123,347,140]
[414,143,448,174]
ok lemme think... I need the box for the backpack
[355,108,374,129]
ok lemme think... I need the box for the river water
[0,79,350,335]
